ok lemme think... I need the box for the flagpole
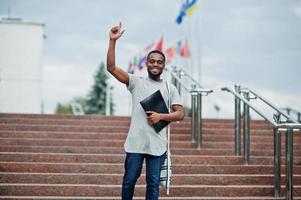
[189,11,194,79]
[181,0,187,74]
[195,0,202,85]
[178,0,187,108]
[185,10,191,76]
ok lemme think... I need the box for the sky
[0,0,301,120]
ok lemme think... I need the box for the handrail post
[167,66,213,149]
[243,92,250,165]
[191,88,197,143]
[286,127,294,200]
[286,108,291,115]
[197,91,202,149]
[177,70,182,95]
[171,76,176,86]
[274,127,281,197]
[171,66,178,89]
[234,85,241,155]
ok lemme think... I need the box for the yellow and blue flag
[176,0,198,24]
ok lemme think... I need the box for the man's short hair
[147,50,166,63]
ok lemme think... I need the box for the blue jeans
[121,152,166,200]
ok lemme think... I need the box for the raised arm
[106,23,129,85]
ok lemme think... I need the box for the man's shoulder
[128,74,146,84]
[129,74,145,80]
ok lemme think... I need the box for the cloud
[200,75,301,120]
[202,55,220,67]
[1,0,300,117]
[295,6,301,18]
[42,63,95,113]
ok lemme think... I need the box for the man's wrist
[158,113,164,121]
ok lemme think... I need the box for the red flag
[165,46,176,61]
[180,39,191,58]
[155,36,164,51]
[144,42,154,52]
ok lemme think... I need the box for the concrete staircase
[0,113,301,199]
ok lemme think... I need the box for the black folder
[140,90,170,133]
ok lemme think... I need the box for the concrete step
[1,184,299,197]
[0,113,299,199]
[1,172,301,185]
[1,145,298,156]
[0,113,131,120]
[0,124,273,134]
[0,196,290,200]
[1,152,301,165]
[0,130,292,142]
[1,138,301,150]
[2,162,301,174]
[0,113,269,124]
[0,118,273,129]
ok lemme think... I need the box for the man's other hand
[146,111,161,125]
[109,22,125,40]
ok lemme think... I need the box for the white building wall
[0,20,44,113]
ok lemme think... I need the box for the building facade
[0,18,44,113]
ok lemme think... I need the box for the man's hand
[146,105,184,126]
[109,22,125,41]
[106,22,129,85]
[146,111,161,125]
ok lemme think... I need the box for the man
[106,23,184,200]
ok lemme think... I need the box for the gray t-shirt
[125,74,182,156]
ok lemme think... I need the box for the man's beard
[148,68,163,76]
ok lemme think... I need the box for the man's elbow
[179,111,185,121]
[106,64,115,73]
[176,110,184,121]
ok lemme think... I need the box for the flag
[127,62,135,74]
[155,36,164,51]
[180,39,191,58]
[144,42,154,52]
[165,46,176,61]
[176,0,198,24]
[186,0,198,17]
[176,40,182,54]
[138,55,147,70]
[133,56,138,68]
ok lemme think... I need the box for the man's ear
[145,60,150,67]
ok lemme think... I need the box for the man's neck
[148,74,161,82]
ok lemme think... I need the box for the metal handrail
[243,88,295,123]
[222,85,301,200]
[165,66,213,149]
[282,107,301,122]
[71,102,85,115]
[165,66,211,92]
[172,66,203,89]
[283,107,301,114]
[166,67,190,91]
[221,87,277,125]
[277,123,301,128]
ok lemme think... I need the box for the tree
[84,62,114,115]
[55,97,86,115]
[55,103,72,114]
